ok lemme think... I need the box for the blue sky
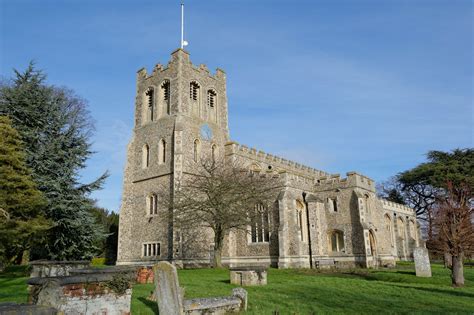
[1,0,472,211]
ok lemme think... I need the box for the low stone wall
[29,260,90,278]
[229,266,267,286]
[0,302,57,315]
[28,272,132,315]
[70,265,154,284]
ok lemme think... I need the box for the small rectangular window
[143,242,160,257]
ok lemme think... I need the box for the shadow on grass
[137,297,159,314]
[388,283,474,299]
[218,279,230,284]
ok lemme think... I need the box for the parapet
[314,171,376,192]
[136,49,226,83]
[225,141,330,179]
[381,199,415,216]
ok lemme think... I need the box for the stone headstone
[153,262,184,315]
[414,247,432,277]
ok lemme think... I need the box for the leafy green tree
[0,62,108,260]
[0,116,51,266]
[396,149,473,286]
[398,149,473,237]
[90,206,119,265]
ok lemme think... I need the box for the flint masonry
[117,49,420,268]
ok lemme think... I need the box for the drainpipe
[302,192,313,269]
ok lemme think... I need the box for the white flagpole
[181,3,184,49]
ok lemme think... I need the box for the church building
[117,49,420,268]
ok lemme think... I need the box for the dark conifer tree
[0,62,108,260]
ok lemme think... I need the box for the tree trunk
[213,227,224,268]
[451,253,464,287]
[444,252,452,269]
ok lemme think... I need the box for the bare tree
[427,182,473,287]
[171,159,281,268]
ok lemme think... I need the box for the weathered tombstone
[229,266,267,286]
[153,261,184,315]
[153,262,247,315]
[414,247,432,277]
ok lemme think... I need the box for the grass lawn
[2,263,473,314]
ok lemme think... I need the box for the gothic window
[207,89,217,122]
[193,139,200,162]
[397,217,405,239]
[147,194,158,215]
[145,87,154,121]
[211,144,217,162]
[143,242,160,257]
[161,80,170,115]
[250,203,270,243]
[190,81,200,116]
[385,214,393,246]
[190,81,200,101]
[365,194,370,214]
[142,144,150,168]
[207,89,217,107]
[296,200,307,242]
[158,139,166,164]
[409,220,416,239]
[329,230,345,253]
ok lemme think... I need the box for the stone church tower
[117,49,230,265]
[117,49,420,268]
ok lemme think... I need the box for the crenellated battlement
[314,171,376,192]
[136,49,226,83]
[225,141,330,178]
[381,199,415,215]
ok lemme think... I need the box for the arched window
[296,200,307,242]
[147,194,158,215]
[329,230,345,253]
[207,89,217,122]
[207,89,217,107]
[385,214,393,246]
[190,81,200,101]
[145,87,154,122]
[193,139,200,162]
[158,139,166,164]
[161,80,170,115]
[397,217,405,239]
[328,197,338,212]
[142,144,150,168]
[250,203,270,243]
[190,81,200,116]
[409,220,416,239]
[365,194,370,214]
[211,144,217,162]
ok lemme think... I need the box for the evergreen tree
[0,116,50,265]
[0,62,108,260]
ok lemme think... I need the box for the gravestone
[414,247,432,277]
[153,262,247,315]
[153,262,184,315]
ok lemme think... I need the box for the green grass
[2,263,474,314]
[0,265,29,303]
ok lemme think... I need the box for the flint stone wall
[29,260,90,278]
[28,273,132,315]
